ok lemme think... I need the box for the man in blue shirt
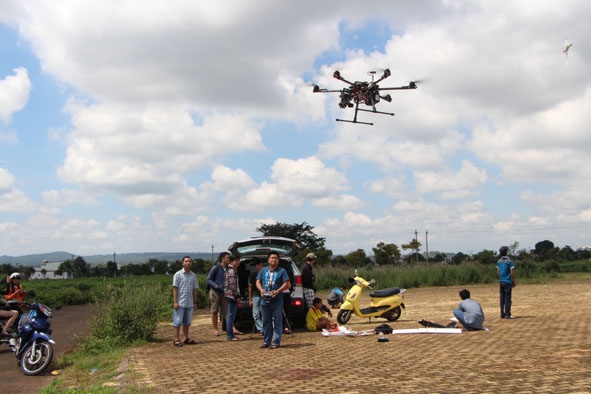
[453,289,485,331]
[327,285,346,308]
[256,251,291,349]
[497,245,516,319]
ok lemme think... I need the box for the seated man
[453,289,486,331]
[306,297,336,331]
[327,285,346,308]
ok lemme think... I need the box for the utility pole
[414,229,419,264]
[425,230,429,264]
[211,244,214,263]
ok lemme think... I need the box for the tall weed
[89,279,168,346]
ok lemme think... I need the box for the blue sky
[1,1,589,257]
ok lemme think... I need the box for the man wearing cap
[302,253,317,311]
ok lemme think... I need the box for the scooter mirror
[370,279,376,285]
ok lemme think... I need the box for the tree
[331,255,347,267]
[0,263,17,277]
[508,241,520,256]
[56,260,73,278]
[451,252,469,265]
[401,238,422,264]
[372,242,401,265]
[148,259,169,275]
[534,240,557,261]
[558,245,576,261]
[256,222,326,251]
[72,256,91,278]
[345,249,371,268]
[434,253,447,263]
[576,249,591,260]
[106,261,119,277]
[475,249,496,265]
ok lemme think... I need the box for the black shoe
[446,322,457,328]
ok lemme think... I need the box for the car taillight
[295,275,303,286]
[291,299,303,307]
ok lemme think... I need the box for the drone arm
[379,82,418,91]
[313,85,342,93]
[372,69,392,85]
[332,70,355,86]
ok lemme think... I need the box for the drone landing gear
[336,118,373,126]
[357,108,395,117]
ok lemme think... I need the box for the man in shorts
[172,256,198,347]
[207,252,230,336]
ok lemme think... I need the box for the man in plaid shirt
[172,256,198,347]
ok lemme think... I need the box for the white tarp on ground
[391,327,462,334]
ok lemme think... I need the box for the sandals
[173,340,183,347]
[259,343,269,348]
[270,344,279,349]
[227,337,242,341]
[183,338,197,345]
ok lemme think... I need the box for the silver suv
[228,236,306,328]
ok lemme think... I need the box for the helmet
[10,272,21,279]
[499,246,509,256]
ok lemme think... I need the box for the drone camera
[409,81,417,89]
[313,85,320,93]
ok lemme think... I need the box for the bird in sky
[563,40,573,57]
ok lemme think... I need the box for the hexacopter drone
[313,68,419,125]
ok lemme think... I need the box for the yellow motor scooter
[337,270,406,324]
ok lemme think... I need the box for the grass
[39,344,133,394]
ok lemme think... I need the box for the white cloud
[0,167,36,212]
[0,67,31,123]
[414,160,488,199]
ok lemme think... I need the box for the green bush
[89,279,169,345]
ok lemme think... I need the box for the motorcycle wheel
[20,340,54,376]
[337,310,352,324]
[383,306,402,322]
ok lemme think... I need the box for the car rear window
[235,242,295,256]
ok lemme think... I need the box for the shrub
[89,280,168,345]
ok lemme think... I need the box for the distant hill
[0,252,213,267]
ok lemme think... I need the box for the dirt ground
[0,304,90,394]
[124,278,591,394]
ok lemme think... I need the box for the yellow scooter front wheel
[337,309,352,324]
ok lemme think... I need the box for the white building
[30,260,70,280]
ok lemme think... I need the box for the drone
[313,68,419,125]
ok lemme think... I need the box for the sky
[0,1,589,258]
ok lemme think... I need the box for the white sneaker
[450,317,459,322]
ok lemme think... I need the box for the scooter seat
[370,287,400,298]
